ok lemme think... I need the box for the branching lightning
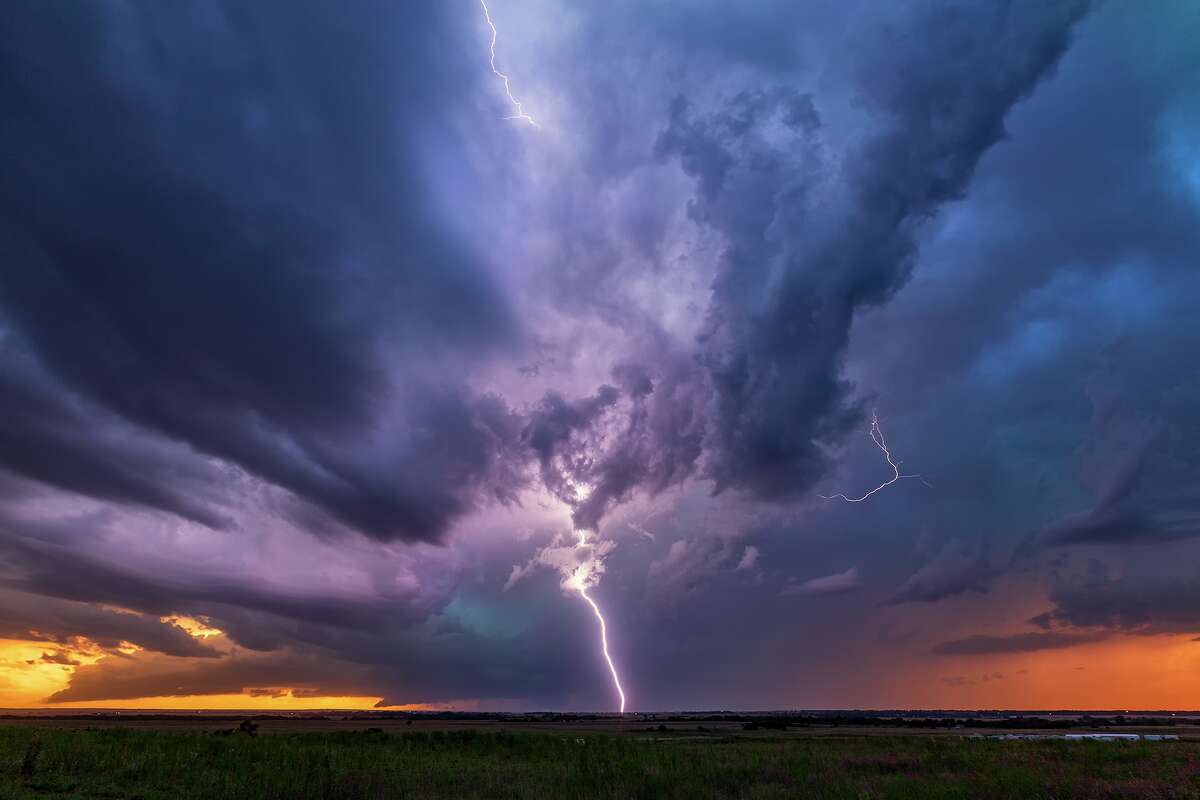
[568,529,627,713]
[479,0,539,127]
[820,410,930,503]
[476,4,618,706]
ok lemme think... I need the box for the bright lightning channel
[577,584,627,713]
[479,0,538,127]
[820,409,930,503]
[569,530,627,714]
[477,1,620,711]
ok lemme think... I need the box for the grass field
[3,726,1200,799]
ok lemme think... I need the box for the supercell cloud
[0,0,1198,710]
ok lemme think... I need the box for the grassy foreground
[2,727,1200,799]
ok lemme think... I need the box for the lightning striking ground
[568,529,627,713]
[479,0,538,127]
[475,3,621,708]
[820,410,930,503]
[577,583,627,713]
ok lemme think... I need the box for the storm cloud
[1,0,1198,710]
[1,0,520,543]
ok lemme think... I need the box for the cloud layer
[1,0,1198,709]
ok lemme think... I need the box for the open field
[3,723,1200,799]
[4,710,1199,738]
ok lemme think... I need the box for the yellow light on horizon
[160,615,223,639]
[0,638,104,708]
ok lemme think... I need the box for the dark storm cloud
[45,649,375,704]
[7,0,1199,712]
[0,589,221,659]
[47,607,595,707]
[0,499,597,707]
[354,616,596,709]
[524,385,622,508]
[0,345,230,529]
[0,514,420,652]
[524,361,705,531]
[849,3,1200,399]
[1032,574,1200,636]
[646,535,741,603]
[0,0,1095,549]
[837,0,1200,645]
[655,0,1090,504]
[1033,361,1200,549]
[0,0,519,542]
[887,539,991,605]
[933,631,1106,656]
[513,0,1094,541]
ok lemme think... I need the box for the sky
[0,0,1198,711]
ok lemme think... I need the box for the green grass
[2,727,1200,799]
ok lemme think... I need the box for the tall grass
[1,726,1198,799]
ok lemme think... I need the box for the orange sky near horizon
[3,630,1199,711]
[882,633,1200,711]
[0,637,426,711]
[0,618,436,712]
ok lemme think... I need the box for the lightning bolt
[567,530,627,713]
[820,409,930,503]
[477,2,621,712]
[479,0,539,127]
[577,584,627,713]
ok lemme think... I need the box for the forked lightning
[820,410,930,503]
[477,3,627,712]
[479,0,538,127]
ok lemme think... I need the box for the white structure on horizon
[974,733,1179,742]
